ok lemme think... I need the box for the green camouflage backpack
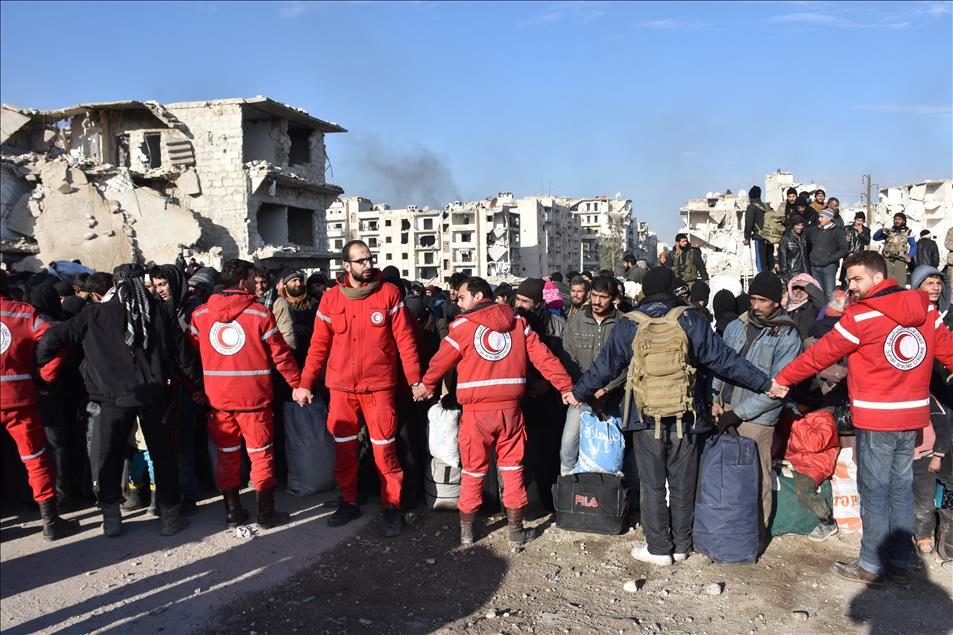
[757,201,785,244]
[622,306,696,439]
[882,228,910,259]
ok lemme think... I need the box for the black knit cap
[749,185,761,199]
[690,280,710,302]
[786,187,798,196]
[747,272,783,304]
[516,278,545,303]
[642,266,675,297]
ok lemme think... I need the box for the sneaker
[831,561,885,586]
[382,506,402,538]
[915,537,934,555]
[808,521,839,542]
[630,544,674,566]
[326,501,361,527]
[673,551,691,562]
[886,565,911,586]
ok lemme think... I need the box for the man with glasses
[294,240,421,537]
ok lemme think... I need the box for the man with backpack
[874,212,916,288]
[771,251,953,585]
[572,267,772,566]
[744,186,783,274]
[710,272,802,534]
[668,234,709,284]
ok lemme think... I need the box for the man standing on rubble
[668,234,709,285]
[293,240,421,537]
[413,277,574,548]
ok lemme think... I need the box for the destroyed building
[1,97,345,273]
[874,179,952,259]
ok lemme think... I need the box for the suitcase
[694,432,761,564]
[424,457,461,511]
[551,472,628,535]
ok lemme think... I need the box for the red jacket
[782,410,840,485]
[1,296,65,409]
[300,274,421,393]
[422,301,573,410]
[776,279,953,431]
[189,290,300,411]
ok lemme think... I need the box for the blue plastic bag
[572,411,624,474]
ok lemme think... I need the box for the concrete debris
[701,582,724,596]
[1,96,347,272]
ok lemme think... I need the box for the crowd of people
[2,200,952,588]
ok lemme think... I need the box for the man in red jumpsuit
[294,241,421,537]
[190,259,302,529]
[413,277,574,548]
[0,273,78,540]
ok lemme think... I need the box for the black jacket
[807,223,849,267]
[37,295,201,406]
[778,228,811,280]
[667,246,709,282]
[915,237,940,269]
[744,202,764,241]
[844,224,871,256]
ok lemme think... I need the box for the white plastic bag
[427,402,461,467]
[831,447,862,534]
[283,399,336,496]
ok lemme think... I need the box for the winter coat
[0,297,65,409]
[783,410,840,485]
[744,202,764,241]
[270,296,297,350]
[844,224,871,256]
[915,237,940,269]
[668,247,709,283]
[776,279,953,431]
[807,223,849,267]
[189,290,300,411]
[778,228,810,280]
[37,294,200,407]
[572,300,771,433]
[421,301,572,410]
[873,227,917,261]
[300,277,421,393]
[712,312,802,425]
[563,307,624,383]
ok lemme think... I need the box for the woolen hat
[690,280,710,302]
[920,229,931,237]
[516,278,545,303]
[280,269,304,285]
[818,209,836,221]
[642,267,675,297]
[789,214,806,226]
[786,187,798,196]
[749,185,761,199]
[747,272,783,304]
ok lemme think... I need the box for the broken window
[288,125,311,166]
[287,207,314,247]
[418,234,436,248]
[401,232,409,245]
[401,219,411,231]
[116,134,130,168]
[143,133,162,168]
[257,203,286,245]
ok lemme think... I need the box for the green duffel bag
[769,464,833,537]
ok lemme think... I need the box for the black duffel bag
[552,472,628,535]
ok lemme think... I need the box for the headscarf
[30,281,65,322]
[113,264,151,350]
[786,273,821,312]
[156,264,188,316]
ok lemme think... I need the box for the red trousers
[457,405,528,514]
[328,390,402,508]
[1,406,55,502]
[208,408,276,492]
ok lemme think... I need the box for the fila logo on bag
[473,325,512,361]
[209,321,246,356]
[575,494,599,508]
[0,321,11,355]
[883,325,926,371]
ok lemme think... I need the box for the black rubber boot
[382,505,402,538]
[223,488,249,528]
[506,507,534,548]
[148,488,160,517]
[459,511,476,546]
[256,489,289,529]
[101,502,123,537]
[159,504,189,536]
[326,500,362,527]
[121,486,148,511]
[39,499,79,542]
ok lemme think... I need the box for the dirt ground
[205,510,953,635]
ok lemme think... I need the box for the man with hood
[712,289,739,335]
[294,240,421,537]
[190,259,300,529]
[711,272,803,536]
[38,264,200,537]
[412,277,573,547]
[772,252,953,585]
[572,267,772,566]
[689,281,713,324]
[873,213,916,288]
[0,273,78,541]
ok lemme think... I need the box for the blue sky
[2,1,951,241]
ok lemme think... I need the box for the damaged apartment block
[0,96,345,273]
